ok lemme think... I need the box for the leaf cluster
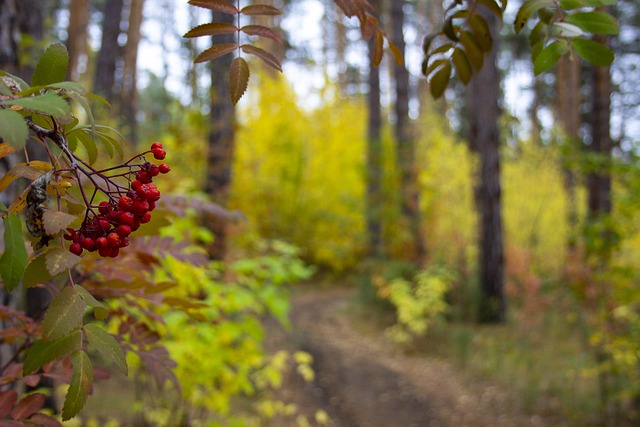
[422,0,619,98]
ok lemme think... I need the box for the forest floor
[266,285,572,427]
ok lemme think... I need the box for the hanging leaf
[188,0,238,14]
[429,62,452,98]
[42,285,86,341]
[85,324,128,376]
[4,93,71,118]
[42,210,76,236]
[559,0,616,8]
[45,247,81,276]
[571,38,614,66]
[195,43,237,63]
[452,48,473,84]
[388,41,404,67]
[372,29,384,67]
[241,25,281,43]
[477,0,504,18]
[31,43,69,86]
[469,14,493,52]
[552,22,584,37]
[0,142,16,160]
[76,286,109,320]
[565,11,619,35]
[23,330,82,375]
[23,251,53,288]
[0,214,28,292]
[514,0,555,34]
[0,109,28,150]
[533,40,569,75]
[61,350,93,421]
[459,31,484,71]
[183,22,238,38]
[229,57,250,106]
[240,45,282,72]
[240,4,282,15]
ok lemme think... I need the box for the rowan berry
[117,224,131,238]
[81,238,95,251]
[152,148,166,160]
[106,232,121,248]
[151,142,163,150]
[159,164,170,174]
[132,200,149,215]
[136,171,152,184]
[98,201,110,215]
[119,196,134,212]
[131,180,143,191]
[69,243,83,256]
[148,164,160,177]
[140,212,152,224]
[99,219,111,232]
[96,236,108,248]
[98,246,111,257]
[120,212,136,227]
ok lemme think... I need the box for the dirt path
[268,286,565,427]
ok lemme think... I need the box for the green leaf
[552,22,584,37]
[76,286,109,320]
[422,33,438,55]
[565,11,619,35]
[69,129,98,164]
[42,286,86,341]
[5,93,71,117]
[229,57,250,105]
[47,81,88,94]
[533,40,569,75]
[0,71,29,92]
[459,31,484,71]
[45,247,81,276]
[62,350,93,421]
[571,38,614,66]
[559,0,615,8]
[0,214,27,291]
[452,48,472,84]
[429,62,452,99]
[31,43,69,86]
[0,109,28,150]
[529,21,549,46]
[85,324,128,376]
[514,0,555,34]
[23,330,82,374]
[469,14,492,52]
[23,251,53,288]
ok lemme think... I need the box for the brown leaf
[240,44,282,72]
[42,210,77,236]
[28,413,63,427]
[194,43,237,63]
[388,41,404,67]
[229,57,250,105]
[23,374,41,387]
[334,0,358,17]
[240,4,282,15]
[183,22,238,38]
[188,0,237,14]
[10,393,45,420]
[0,390,17,418]
[240,25,281,43]
[0,142,16,160]
[373,29,384,67]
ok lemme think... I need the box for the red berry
[96,236,108,248]
[109,247,120,258]
[132,200,149,215]
[148,164,160,177]
[151,142,163,150]
[63,228,76,241]
[147,189,161,202]
[69,243,83,256]
[119,196,133,212]
[152,149,166,160]
[140,212,152,224]
[159,164,170,174]
[148,201,156,211]
[81,238,95,251]
[131,180,143,191]
[136,171,152,184]
[120,212,136,226]
[106,232,121,248]
[98,201,110,215]
[117,224,132,237]
[98,246,111,257]
[99,219,111,232]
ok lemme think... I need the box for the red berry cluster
[65,143,170,258]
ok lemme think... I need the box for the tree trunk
[0,0,19,74]
[120,0,145,145]
[205,10,236,260]
[366,0,384,259]
[391,0,425,265]
[94,0,124,101]
[67,0,90,81]
[466,9,505,323]
[556,55,581,250]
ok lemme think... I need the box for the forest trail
[268,286,567,427]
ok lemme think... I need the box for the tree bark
[67,0,90,81]
[0,0,19,74]
[205,10,236,260]
[120,0,145,145]
[366,0,384,259]
[466,10,505,323]
[94,0,124,101]
[391,0,426,265]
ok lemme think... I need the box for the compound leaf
[4,93,71,118]
[240,44,282,71]
[0,214,27,292]
[42,285,86,341]
[61,350,93,421]
[195,43,237,63]
[229,57,250,106]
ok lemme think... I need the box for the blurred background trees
[3,0,640,424]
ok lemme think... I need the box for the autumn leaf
[229,57,250,105]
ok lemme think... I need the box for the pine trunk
[94,0,124,101]
[466,10,505,323]
[67,0,89,81]
[120,0,145,145]
[205,10,236,260]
